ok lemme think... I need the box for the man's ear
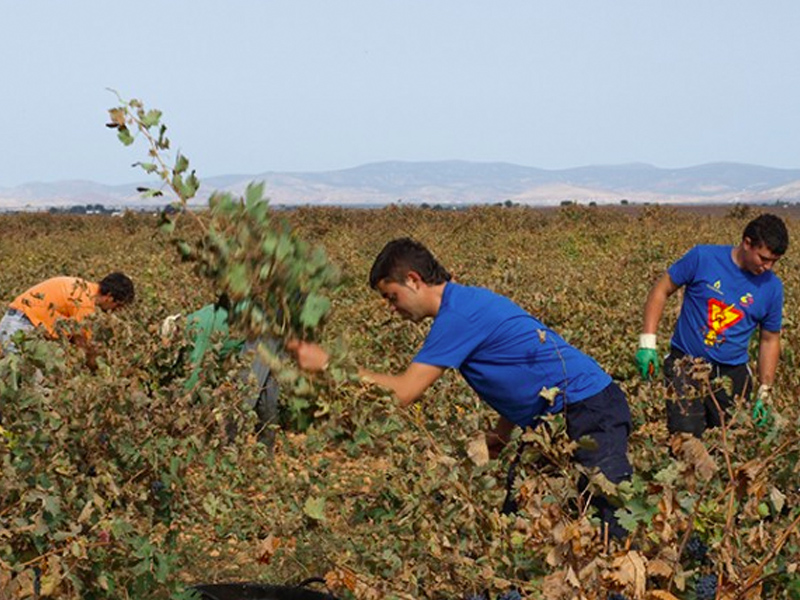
[405,270,424,289]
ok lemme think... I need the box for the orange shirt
[9,277,99,337]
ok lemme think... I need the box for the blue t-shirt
[413,283,612,427]
[668,245,783,365]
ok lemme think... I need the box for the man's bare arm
[286,339,444,406]
[358,362,445,407]
[642,272,680,334]
[757,329,781,386]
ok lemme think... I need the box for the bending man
[288,238,632,538]
[0,273,135,365]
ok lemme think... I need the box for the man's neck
[731,244,744,269]
[425,282,448,317]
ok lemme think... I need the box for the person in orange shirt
[0,273,135,360]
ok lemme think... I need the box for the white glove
[160,313,183,339]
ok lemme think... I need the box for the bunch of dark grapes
[462,593,487,600]
[608,593,629,600]
[695,574,718,600]
[685,533,709,562]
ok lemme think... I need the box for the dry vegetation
[1,204,798,599]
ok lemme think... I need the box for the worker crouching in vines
[288,238,633,539]
[0,273,135,367]
[162,294,281,448]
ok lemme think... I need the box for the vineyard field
[1,204,799,600]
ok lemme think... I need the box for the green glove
[635,334,659,379]
[752,384,772,428]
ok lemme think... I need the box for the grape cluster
[608,593,629,600]
[685,533,709,562]
[695,574,718,600]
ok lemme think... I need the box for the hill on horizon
[1,160,799,210]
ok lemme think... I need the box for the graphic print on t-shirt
[703,297,744,347]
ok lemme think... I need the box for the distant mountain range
[2,160,799,210]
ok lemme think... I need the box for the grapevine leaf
[226,263,251,297]
[174,153,189,175]
[141,109,162,128]
[117,127,134,146]
[303,496,326,521]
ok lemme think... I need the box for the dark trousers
[503,382,632,539]
[664,348,752,438]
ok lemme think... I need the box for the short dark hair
[99,272,135,305]
[743,214,789,256]
[369,238,452,289]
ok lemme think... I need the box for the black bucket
[191,581,338,600]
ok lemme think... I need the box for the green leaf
[185,171,200,197]
[303,496,326,521]
[43,493,61,517]
[226,263,251,297]
[154,553,170,583]
[275,234,293,261]
[117,127,134,146]
[245,182,265,207]
[175,240,192,258]
[156,124,169,149]
[141,109,162,128]
[133,162,158,174]
[159,218,176,234]
[299,293,331,329]
[174,153,189,175]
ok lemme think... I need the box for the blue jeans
[0,309,34,353]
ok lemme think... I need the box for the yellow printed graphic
[704,298,744,346]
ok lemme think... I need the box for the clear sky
[1,1,799,187]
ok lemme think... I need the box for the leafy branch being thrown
[106,91,343,425]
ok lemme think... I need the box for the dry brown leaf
[606,551,647,599]
[769,486,786,514]
[256,533,281,564]
[647,558,673,579]
[325,566,358,592]
[542,568,578,600]
[671,434,718,481]
[564,566,580,588]
[466,432,490,466]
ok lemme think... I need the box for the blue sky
[1,1,799,186]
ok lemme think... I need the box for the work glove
[159,313,183,340]
[752,384,772,428]
[635,333,659,379]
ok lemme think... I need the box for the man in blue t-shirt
[288,238,632,538]
[635,214,788,437]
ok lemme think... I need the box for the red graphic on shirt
[703,298,744,346]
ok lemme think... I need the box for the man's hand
[285,339,330,372]
[635,333,659,379]
[752,384,772,428]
